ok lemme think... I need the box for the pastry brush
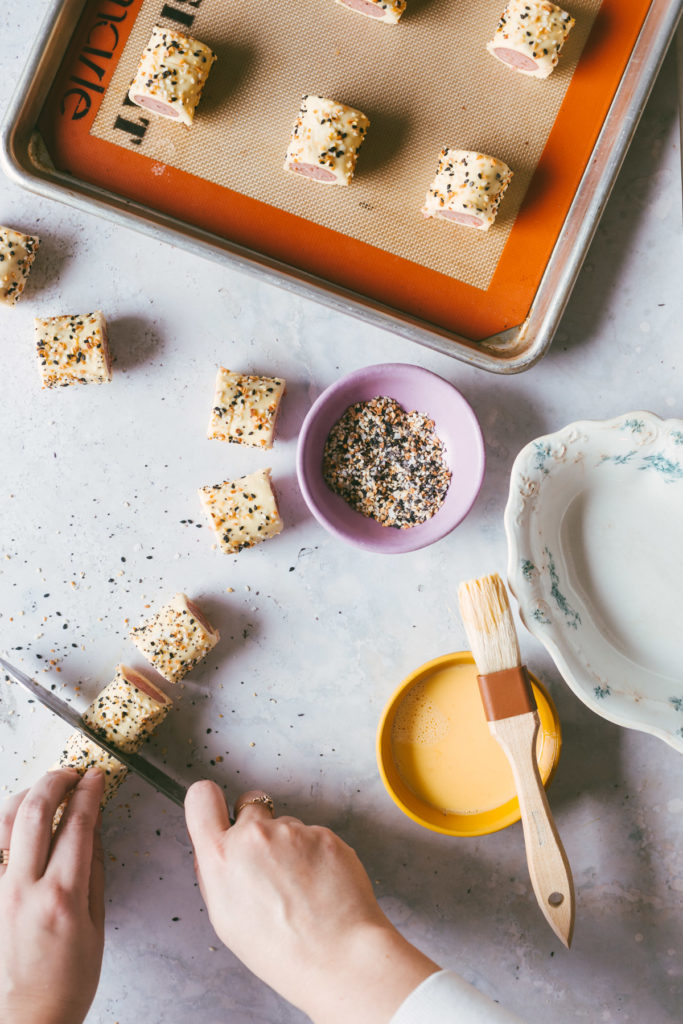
[458,573,575,948]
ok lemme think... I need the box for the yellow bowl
[376,651,561,837]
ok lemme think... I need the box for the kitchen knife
[0,657,187,808]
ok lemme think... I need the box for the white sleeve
[390,970,526,1024]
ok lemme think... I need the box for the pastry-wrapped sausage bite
[487,0,575,79]
[128,25,216,126]
[52,666,172,816]
[422,149,513,231]
[130,594,220,684]
[284,95,370,186]
[336,0,406,24]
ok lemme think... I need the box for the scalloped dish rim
[504,410,683,755]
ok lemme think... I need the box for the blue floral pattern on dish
[598,451,683,482]
[521,559,537,581]
[532,442,554,475]
[506,411,683,754]
[544,547,581,629]
[639,453,683,481]
[600,451,637,466]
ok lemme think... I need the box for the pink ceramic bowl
[296,363,485,553]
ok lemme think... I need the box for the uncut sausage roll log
[0,226,40,305]
[130,593,220,684]
[422,149,513,231]
[336,0,407,24]
[284,95,370,185]
[487,0,575,79]
[52,665,172,808]
[128,25,216,126]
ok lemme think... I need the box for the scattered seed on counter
[322,396,451,528]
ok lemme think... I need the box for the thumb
[185,780,231,862]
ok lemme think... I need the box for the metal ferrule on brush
[477,666,537,722]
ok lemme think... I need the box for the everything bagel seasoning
[322,396,451,528]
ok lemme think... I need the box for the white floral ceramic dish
[505,412,683,754]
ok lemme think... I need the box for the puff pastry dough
[199,469,283,554]
[130,594,220,684]
[35,311,112,388]
[208,368,285,449]
[0,226,39,305]
[422,149,513,231]
[284,95,370,186]
[128,25,216,126]
[487,0,575,79]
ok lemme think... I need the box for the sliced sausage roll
[199,468,283,554]
[128,25,216,127]
[487,0,575,79]
[52,666,172,817]
[335,0,407,24]
[35,311,112,388]
[130,593,220,684]
[422,149,513,231]
[82,665,172,752]
[284,95,370,186]
[208,368,286,449]
[0,226,40,306]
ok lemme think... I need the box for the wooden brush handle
[490,710,575,948]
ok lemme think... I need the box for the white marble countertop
[1,5,682,1022]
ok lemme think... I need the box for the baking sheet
[34,0,652,345]
[3,0,677,370]
[91,0,601,293]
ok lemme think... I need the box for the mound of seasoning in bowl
[322,396,451,528]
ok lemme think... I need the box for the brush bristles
[458,573,522,674]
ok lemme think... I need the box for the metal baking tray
[2,0,681,373]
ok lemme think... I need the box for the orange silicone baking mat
[38,0,651,342]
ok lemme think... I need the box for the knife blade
[0,657,187,808]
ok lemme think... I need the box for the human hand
[0,768,106,1024]
[185,783,438,1024]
